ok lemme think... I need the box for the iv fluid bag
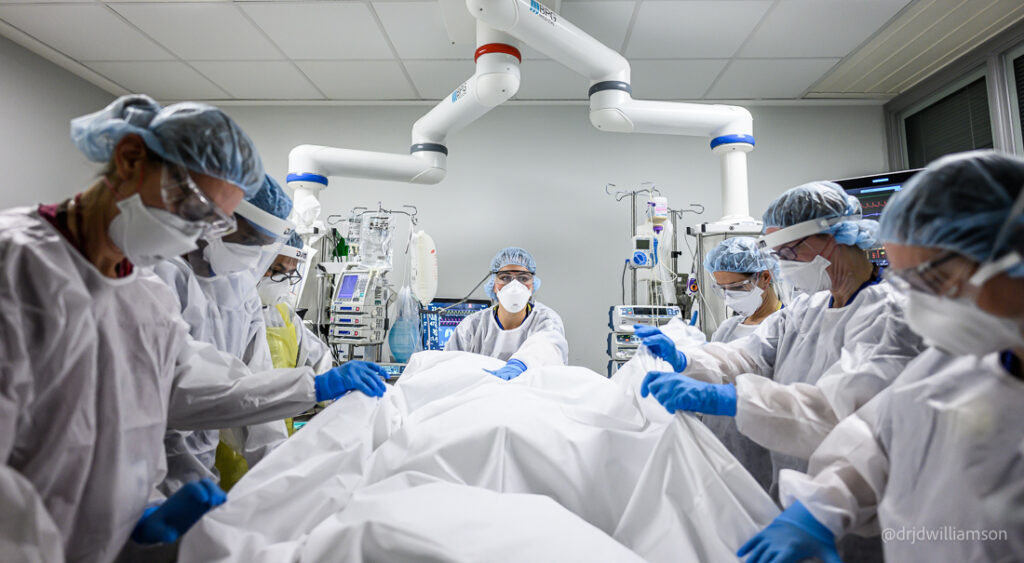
[410,230,438,307]
[359,213,393,269]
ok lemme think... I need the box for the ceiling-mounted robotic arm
[466,0,756,223]
[287,22,521,232]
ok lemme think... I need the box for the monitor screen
[833,169,921,267]
[420,298,492,350]
[336,274,360,300]
[635,239,650,250]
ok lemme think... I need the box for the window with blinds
[903,77,993,168]
[1015,53,1024,141]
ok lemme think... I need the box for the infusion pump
[329,265,387,345]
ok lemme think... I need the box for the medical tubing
[621,259,629,305]
[428,272,494,314]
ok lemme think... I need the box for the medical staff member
[639,181,925,560]
[445,247,568,381]
[151,174,296,496]
[258,232,333,373]
[0,95,387,561]
[738,150,1024,563]
[705,237,783,342]
[698,236,782,492]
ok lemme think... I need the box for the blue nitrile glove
[633,324,688,372]
[640,370,737,416]
[737,501,842,563]
[131,478,227,544]
[314,361,388,401]
[484,359,527,381]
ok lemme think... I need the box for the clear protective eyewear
[882,250,975,298]
[493,270,535,285]
[710,273,759,299]
[268,268,302,285]
[769,236,812,261]
[160,164,236,238]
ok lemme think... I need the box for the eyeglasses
[883,251,974,297]
[770,236,811,261]
[160,164,237,238]
[268,269,302,284]
[493,270,535,285]
[711,273,759,298]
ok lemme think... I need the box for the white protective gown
[703,314,773,492]
[444,302,568,369]
[778,348,1024,561]
[0,208,319,561]
[676,282,925,495]
[261,303,333,373]
[711,315,758,343]
[150,259,289,494]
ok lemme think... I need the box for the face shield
[228,199,296,276]
[758,215,855,258]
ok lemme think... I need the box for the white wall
[0,36,113,208]
[0,34,887,372]
[226,103,888,372]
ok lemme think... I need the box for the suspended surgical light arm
[466,0,756,223]
[287,21,522,233]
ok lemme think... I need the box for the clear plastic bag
[389,285,423,363]
[359,213,393,269]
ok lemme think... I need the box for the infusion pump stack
[328,264,387,351]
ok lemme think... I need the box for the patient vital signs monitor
[834,169,921,267]
[420,298,492,350]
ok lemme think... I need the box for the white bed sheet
[180,344,777,562]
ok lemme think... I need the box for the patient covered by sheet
[180,321,778,562]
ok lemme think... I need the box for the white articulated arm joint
[468,0,627,81]
[467,0,756,222]
[411,22,521,155]
[286,25,520,232]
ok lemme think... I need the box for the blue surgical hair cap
[879,150,1024,277]
[70,94,264,197]
[248,175,293,220]
[485,246,542,300]
[762,180,879,249]
[704,237,780,279]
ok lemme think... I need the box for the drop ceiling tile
[110,3,282,60]
[0,4,171,60]
[739,0,910,58]
[705,58,840,99]
[629,59,728,100]
[190,61,323,99]
[374,1,471,60]
[404,59,477,100]
[515,60,589,100]
[0,0,92,4]
[563,0,636,48]
[296,60,417,100]
[241,2,393,60]
[86,61,228,100]
[521,0,636,61]
[626,0,773,58]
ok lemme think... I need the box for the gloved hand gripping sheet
[180,343,778,562]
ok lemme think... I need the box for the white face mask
[107,194,202,268]
[779,255,832,293]
[496,280,531,314]
[906,289,1024,357]
[203,237,263,275]
[256,276,292,306]
[724,285,765,317]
